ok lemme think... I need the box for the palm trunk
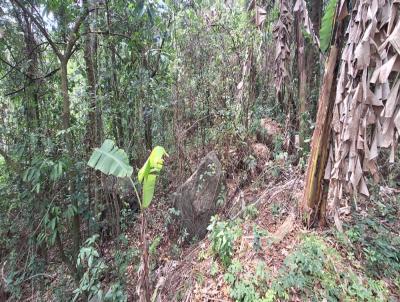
[302,3,346,227]
[138,211,150,302]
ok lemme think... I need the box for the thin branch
[4,87,24,97]
[11,0,91,61]
[65,8,92,60]
[33,68,60,81]
[0,56,27,79]
[4,68,60,96]
[11,0,62,59]
[82,30,130,39]
[22,273,55,283]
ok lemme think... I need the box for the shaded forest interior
[0,0,399,301]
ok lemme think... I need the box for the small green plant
[88,139,168,300]
[244,155,257,174]
[342,215,400,283]
[253,225,268,252]
[264,235,389,301]
[269,203,281,217]
[149,236,162,256]
[88,139,167,210]
[73,235,107,301]
[207,216,241,267]
[104,282,127,301]
[210,261,219,277]
[244,204,259,220]
[224,260,270,302]
[273,135,284,156]
[224,260,242,284]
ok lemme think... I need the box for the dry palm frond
[293,0,320,49]
[255,5,267,28]
[328,0,400,222]
[273,0,293,95]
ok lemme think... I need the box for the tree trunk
[143,104,152,151]
[295,12,307,153]
[60,61,81,261]
[83,0,99,234]
[105,0,124,148]
[21,10,40,131]
[302,2,346,227]
[306,0,323,124]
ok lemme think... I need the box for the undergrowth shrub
[73,235,107,301]
[333,187,400,294]
[207,216,242,267]
[264,235,389,301]
[224,260,270,302]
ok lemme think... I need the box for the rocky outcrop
[174,151,225,239]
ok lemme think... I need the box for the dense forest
[0,0,399,301]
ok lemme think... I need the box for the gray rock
[174,151,225,239]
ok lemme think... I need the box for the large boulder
[174,151,225,239]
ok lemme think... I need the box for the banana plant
[88,139,168,301]
[87,139,167,209]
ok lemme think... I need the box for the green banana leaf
[138,146,168,208]
[87,139,133,178]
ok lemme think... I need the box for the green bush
[264,235,389,301]
[207,216,242,267]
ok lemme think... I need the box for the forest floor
[25,140,398,301]
[109,150,400,301]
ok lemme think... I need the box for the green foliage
[149,235,162,255]
[104,282,127,302]
[88,141,167,209]
[265,235,389,301]
[87,139,133,178]
[243,204,259,220]
[269,203,281,217]
[341,215,400,283]
[22,157,66,193]
[252,225,268,252]
[223,260,270,302]
[138,146,168,208]
[74,235,107,301]
[319,0,338,53]
[41,206,62,246]
[207,216,242,267]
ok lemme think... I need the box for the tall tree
[12,0,89,274]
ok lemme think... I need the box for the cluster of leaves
[73,235,107,301]
[73,235,128,301]
[336,195,400,291]
[88,139,167,209]
[207,216,242,267]
[223,260,270,302]
[264,235,389,301]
